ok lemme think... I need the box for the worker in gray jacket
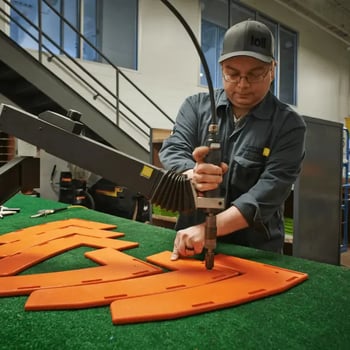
[159,19,306,260]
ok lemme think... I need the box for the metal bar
[0,104,196,212]
[0,104,162,199]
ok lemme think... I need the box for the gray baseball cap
[219,20,274,63]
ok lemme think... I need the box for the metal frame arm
[0,104,196,212]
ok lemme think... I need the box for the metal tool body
[31,207,68,218]
[196,124,224,269]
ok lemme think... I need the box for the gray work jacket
[159,90,306,252]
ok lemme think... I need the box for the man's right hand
[189,146,228,193]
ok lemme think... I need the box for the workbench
[1,194,349,350]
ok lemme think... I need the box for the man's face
[221,56,274,112]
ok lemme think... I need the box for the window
[9,0,44,51]
[83,0,98,61]
[97,0,138,69]
[200,0,298,105]
[279,27,297,104]
[63,0,79,58]
[200,20,225,87]
[9,0,138,70]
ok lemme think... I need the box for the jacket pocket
[230,156,264,193]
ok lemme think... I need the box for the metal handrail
[39,0,174,123]
[0,4,150,135]
[0,0,175,145]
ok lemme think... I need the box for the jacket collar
[215,89,275,120]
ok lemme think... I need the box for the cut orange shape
[0,235,139,276]
[25,254,240,310]
[24,251,307,323]
[110,252,308,324]
[0,219,117,244]
[0,227,123,258]
[0,220,308,325]
[0,248,162,296]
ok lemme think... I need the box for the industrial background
[0,0,349,265]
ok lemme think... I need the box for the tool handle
[204,213,217,269]
[203,124,222,270]
[205,125,222,199]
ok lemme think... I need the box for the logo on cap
[251,35,266,49]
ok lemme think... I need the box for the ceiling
[276,0,350,46]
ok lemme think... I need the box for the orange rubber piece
[0,227,123,258]
[0,220,308,324]
[24,251,307,321]
[25,253,240,310]
[0,235,139,276]
[0,219,117,244]
[110,252,308,324]
[0,248,162,296]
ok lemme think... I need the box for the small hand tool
[195,124,225,269]
[203,124,223,270]
[0,206,20,219]
[30,207,68,218]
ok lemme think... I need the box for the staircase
[0,31,150,162]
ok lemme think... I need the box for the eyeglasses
[223,67,271,84]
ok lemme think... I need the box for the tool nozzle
[205,250,215,270]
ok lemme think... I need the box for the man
[159,19,306,260]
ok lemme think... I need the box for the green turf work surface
[0,194,349,350]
